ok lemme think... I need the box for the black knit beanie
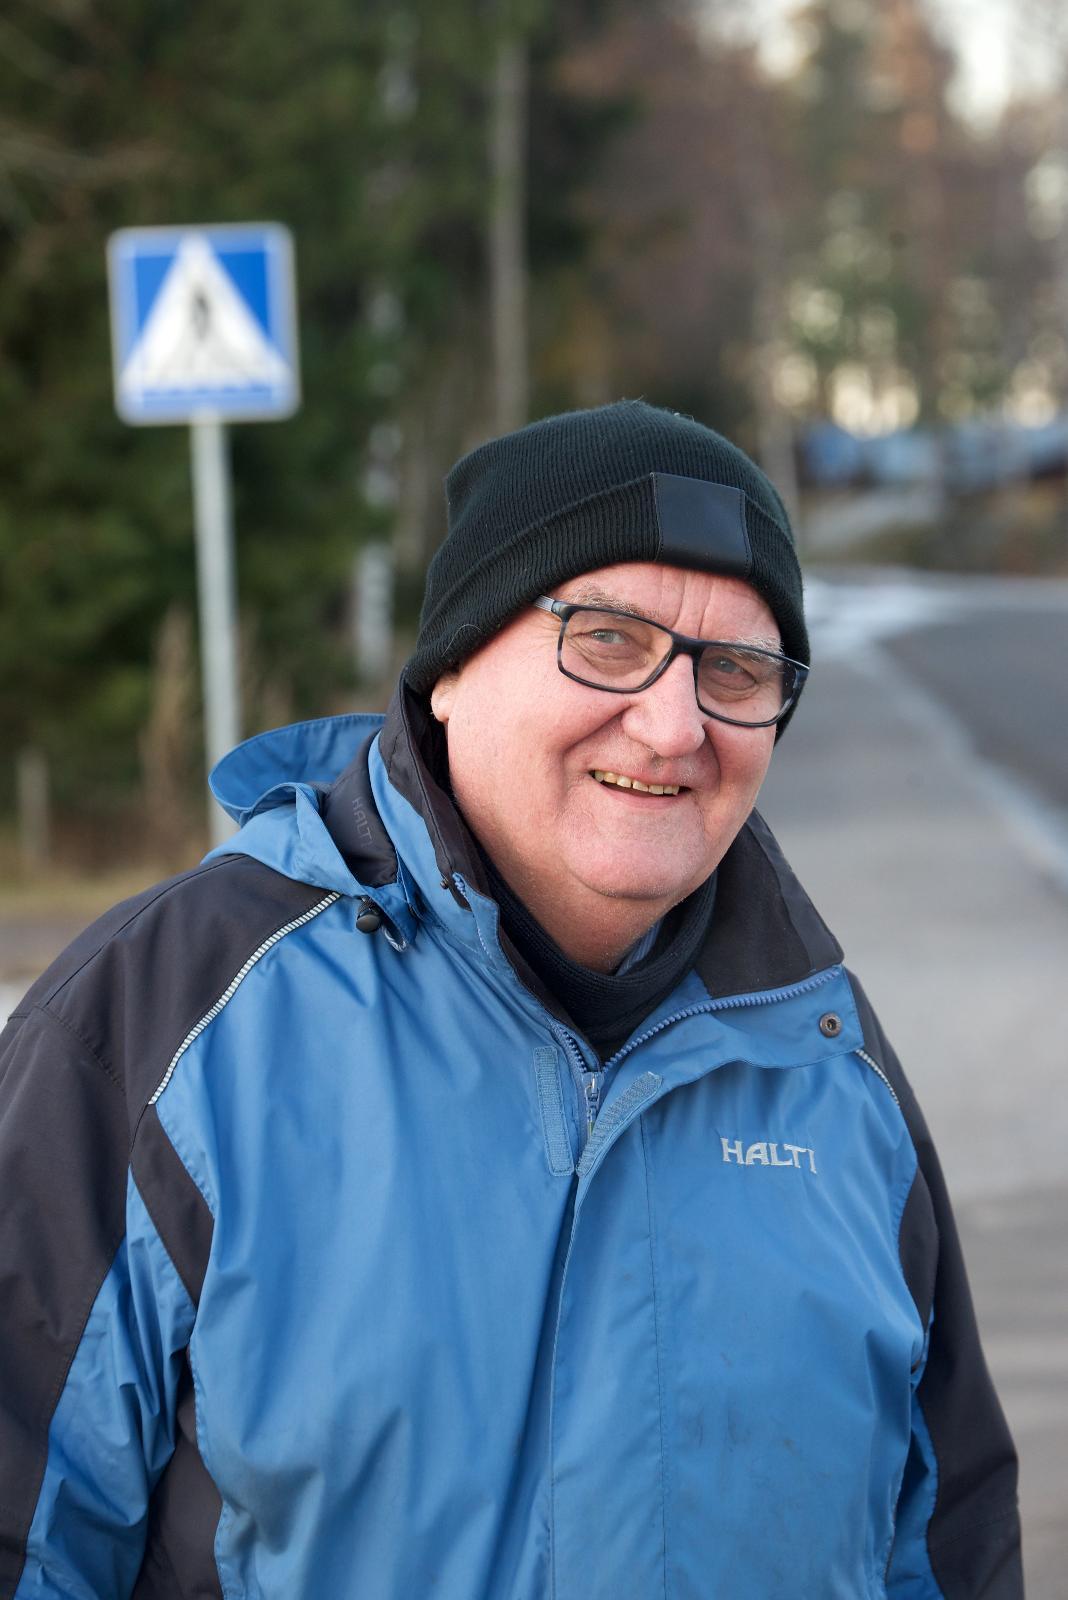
[405,400,808,701]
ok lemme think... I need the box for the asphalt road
[805,570,1068,867]
[886,608,1068,816]
[761,568,1068,1595]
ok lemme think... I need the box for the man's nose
[619,654,708,757]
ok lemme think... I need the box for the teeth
[592,771,681,795]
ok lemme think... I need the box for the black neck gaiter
[479,849,716,1061]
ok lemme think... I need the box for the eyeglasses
[532,596,808,728]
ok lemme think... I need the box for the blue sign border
[107,223,300,425]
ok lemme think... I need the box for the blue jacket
[0,690,1021,1598]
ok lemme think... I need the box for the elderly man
[1,402,1020,1598]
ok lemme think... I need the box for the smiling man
[0,402,1021,1598]
[432,568,783,970]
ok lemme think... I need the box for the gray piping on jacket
[856,1047,900,1107]
[148,892,342,1105]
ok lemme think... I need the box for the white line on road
[856,642,1068,898]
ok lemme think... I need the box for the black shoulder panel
[0,852,326,1599]
[694,810,842,999]
[847,973,1023,1600]
[33,854,325,1124]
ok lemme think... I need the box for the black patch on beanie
[651,474,752,577]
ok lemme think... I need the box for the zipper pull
[583,1069,602,1140]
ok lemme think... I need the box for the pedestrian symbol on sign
[117,235,292,406]
[107,223,299,425]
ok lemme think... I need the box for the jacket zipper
[582,1068,602,1140]
[545,1021,604,1148]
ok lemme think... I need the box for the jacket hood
[206,712,412,925]
[210,712,383,825]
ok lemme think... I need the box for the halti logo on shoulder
[721,1137,817,1174]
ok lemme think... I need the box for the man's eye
[706,653,756,682]
[587,628,632,647]
[700,650,765,695]
[571,624,643,652]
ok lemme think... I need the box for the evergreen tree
[0,0,634,846]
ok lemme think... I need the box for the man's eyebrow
[568,585,649,617]
[565,586,782,653]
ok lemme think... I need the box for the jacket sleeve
[848,976,1023,1600]
[0,858,322,1598]
[0,995,197,1600]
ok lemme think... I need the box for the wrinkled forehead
[552,563,782,649]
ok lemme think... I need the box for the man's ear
[430,670,459,725]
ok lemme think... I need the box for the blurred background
[0,0,1065,1587]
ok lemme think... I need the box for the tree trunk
[490,35,529,433]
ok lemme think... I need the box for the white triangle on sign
[119,234,290,400]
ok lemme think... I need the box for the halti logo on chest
[721,1137,817,1174]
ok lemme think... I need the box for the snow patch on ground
[803,574,966,659]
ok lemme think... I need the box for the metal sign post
[107,224,299,844]
[190,417,240,843]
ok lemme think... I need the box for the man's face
[430,561,780,945]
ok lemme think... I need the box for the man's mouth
[591,769,683,796]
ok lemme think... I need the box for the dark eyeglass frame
[532,595,809,728]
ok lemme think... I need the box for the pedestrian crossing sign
[107,223,300,424]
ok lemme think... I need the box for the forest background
[2,0,1067,870]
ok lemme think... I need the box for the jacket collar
[695,810,842,999]
[375,681,492,907]
[326,683,843,999]
[282,685,490,956]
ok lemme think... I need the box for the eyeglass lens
[560,609,794,724]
